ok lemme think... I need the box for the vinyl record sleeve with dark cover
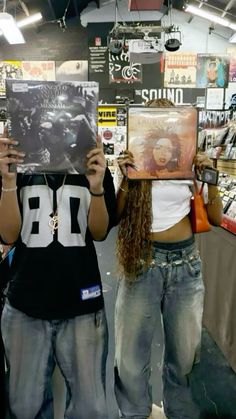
[127,106,197,180]
[6,79,99,174]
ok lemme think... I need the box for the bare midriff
[150,215,193,242]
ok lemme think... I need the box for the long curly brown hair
[116,98,174,282]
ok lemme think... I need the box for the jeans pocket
[94,309,107,329]
[185,254,202,281]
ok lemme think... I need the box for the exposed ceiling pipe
[72,0,79,16]
[192,0,236,19]
[47,0,57,20]
[221,0,236,17]
[19,0,29,16]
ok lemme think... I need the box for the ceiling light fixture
[185,5,230,27]
[163,1,182,52]
[185,4,236,30]
[0,12,43,44]
[17,12,43,29]
[185,4,236,40]
[107,37,124,56]
[0,12,25,44]
[164,25,182,51]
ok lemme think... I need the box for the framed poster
[22,61,55,81]
[227,47,236,82]
[127,106,197,180]
[196,54,230,88]
[0,60,23,98]
[56,60,88,81]
[164,52,197,88]
[206,88,224,110]
[109,45,142,84]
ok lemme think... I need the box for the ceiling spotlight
[164,26,182,52]
[107,37,124,56]
[165,38,181,51]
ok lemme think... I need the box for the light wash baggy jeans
[1,303,108,419]
[114,236,204,419]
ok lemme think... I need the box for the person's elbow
[91,228,108,241]
[0,232,17,245]
[207,207,223,227]
[0,223,21,245]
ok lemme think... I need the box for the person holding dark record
[0,130,116,419]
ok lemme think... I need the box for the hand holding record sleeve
[68,114,96,173]
[0,129,25,177]
[117,150,136,177]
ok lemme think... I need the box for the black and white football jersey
[7,169,116,319]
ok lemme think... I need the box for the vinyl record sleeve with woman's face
[127,106,197,180]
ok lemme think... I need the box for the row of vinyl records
[218,172,236,235]
[199,120,236,160]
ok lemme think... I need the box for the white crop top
[114,166,208,233]
[151,180,193,232]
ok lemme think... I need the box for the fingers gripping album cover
[6,79,99,174]
[127,106,197,180]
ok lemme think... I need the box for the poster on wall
[198,110,236,129]
[225,82,236,109]
[226,47,236,82]
[198,109,236,158]
[22,61,55,81]
[196,54,230,88]
[89,46,109,84]
[109,47,142,84]
[97,105,127,175]
[6,79,98,174]
[164,52,197,88]
[127,106,197,180]
[0,60,23,98]
[56,60,88,81]
[205,88,224,110]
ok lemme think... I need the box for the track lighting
[0,11,42,44]
[107,37,124,56]
[0,12,25,44]
[164,27,182,52]
[165,38,181,51]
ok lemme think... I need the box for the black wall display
[87,22,206,105]
[0,18,210,106]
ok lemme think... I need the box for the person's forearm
[116,177,129,223]
[206,185,223,226]
[0,177,21,243]
[88,193,109,240]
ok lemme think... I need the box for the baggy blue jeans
[1,302,108,419]
[114,236,204,419]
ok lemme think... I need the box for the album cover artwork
[127,106,197,180]
[6,79,99,174]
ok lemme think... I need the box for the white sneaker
[149,403,167,419]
